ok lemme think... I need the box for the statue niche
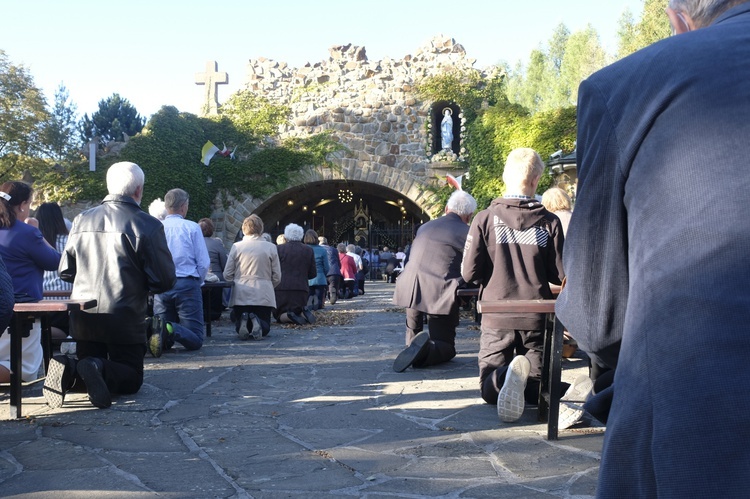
[431,101,460,156]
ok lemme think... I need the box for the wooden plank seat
[476,299,564,440]
[4,299,96,418]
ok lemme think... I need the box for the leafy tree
[80,93,146,145]
[43,83,80,163]
[558,25,608,106]
[503,24,606,114]
[617,0,671,58]
[0,50,50,162]
[219,90,291,139]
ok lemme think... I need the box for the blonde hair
[502,148,544,193]
[541,187,572,213]
[242,214,264,236]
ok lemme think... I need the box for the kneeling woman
[224,215,281,340]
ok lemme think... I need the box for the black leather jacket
[60,195,176,344]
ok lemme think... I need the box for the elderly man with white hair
[392,189,476,372]
[45,161,176,409]
[273,223,317,325]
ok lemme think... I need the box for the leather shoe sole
[77,358,112,409]
[393,331,431,373]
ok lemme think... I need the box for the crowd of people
[0,161,400,411]
[3,4,747,492]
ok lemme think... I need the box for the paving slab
[0,281,603,498]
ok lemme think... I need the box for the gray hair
[502,148,544,193]
[261,233,272,243]
[346,244,356,253]
[318,236,328,245]
[164,188,189,211]
[284,223,304,242]
[337,243,347,253]
[106,162,144,198]
[668,0,745,27]
[446,190,477,216]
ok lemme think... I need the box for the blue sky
[1,0,643,118]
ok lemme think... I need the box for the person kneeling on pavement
[224,214,281,340]
[461,148,589,427]
[273,223,317,325]
[44,161,176,409]
[392,189,476,372]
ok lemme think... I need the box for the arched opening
[252,180,430,250]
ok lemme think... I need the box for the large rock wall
[243,35,483,184]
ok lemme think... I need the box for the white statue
[440,108,453,151]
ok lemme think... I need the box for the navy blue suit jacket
[557,3,750,497]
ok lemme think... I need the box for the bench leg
[538,314,564,440]
[9,313,33,419]
[202,288,212,337]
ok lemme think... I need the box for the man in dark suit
[392,190,476,372]
[556,1,750,496]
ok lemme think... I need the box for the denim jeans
[154,277,204,351]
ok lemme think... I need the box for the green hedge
[60,106,340,220]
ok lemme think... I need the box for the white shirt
[162,214,210,280]
[347,251,363,271]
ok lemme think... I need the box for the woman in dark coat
[274,223,316,325]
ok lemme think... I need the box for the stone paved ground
[0,281,603,498]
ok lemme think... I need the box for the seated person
[0,182,61,383]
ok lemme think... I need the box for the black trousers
[405,305,459,367]
[233,305,273,336]
[326,275,341,303]
[478,327,544,406]
[76,341,146,395]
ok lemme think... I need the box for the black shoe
[76,357,111,409]
[149,316,164,358]
[286,311,305,325]
[393,331,431,373]
[238,312,251,340]
[43,355,76,409]
[302,308,316,324]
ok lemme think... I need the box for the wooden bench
[476,299,564,440]
[5,299,97,418]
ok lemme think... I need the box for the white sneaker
[497,356,531,423]
[558,375,594,430]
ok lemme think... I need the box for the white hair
[148,198,167,220]
[446,190,477,216]
[107,162,144,198]
[284,223,304,242]
[669,0,744,27]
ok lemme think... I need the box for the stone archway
[220,164,439,247]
